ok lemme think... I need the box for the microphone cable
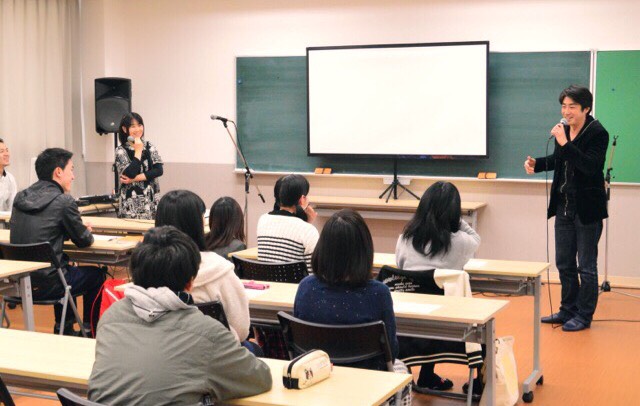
[543,136,560,329]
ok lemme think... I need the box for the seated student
[88,226,272,405]
[155,190,250,342]
[0,138,17,215]
[395,181,481,392]
[294,209,399,371]
[257,174,319,271]
[270,175,316,223]
[10,148,105,335]
[205,196,247,258]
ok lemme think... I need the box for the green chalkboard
[595,51,640,184]
[236,52,591,179]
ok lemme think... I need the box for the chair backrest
[0,375,16,406]
[0,242,60,269]
[277,311,394,372]
[376,265,444,295]
[57,388,104,406]
[194,300,230,330]
[231,256,308,283]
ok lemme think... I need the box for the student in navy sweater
[294,209,399,370]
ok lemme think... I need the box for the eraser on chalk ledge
[477,172,497,179]
[314,167,333,174]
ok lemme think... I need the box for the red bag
[99,278,127,316]
[91,278,127,337]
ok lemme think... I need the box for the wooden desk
[0,214,210,236]
[0,259,50,331]
[0,329,411,406]
[246,281,507,405]
[311,195,487,228]
[0,230,140,266]
[231,247,549,401]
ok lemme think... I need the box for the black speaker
[95,77,131,134]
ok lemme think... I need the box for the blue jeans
[555,210,603,324]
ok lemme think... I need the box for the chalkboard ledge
[234,168,558,184]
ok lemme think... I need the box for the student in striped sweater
[257,174,319,272]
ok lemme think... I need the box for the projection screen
[307,41,489,158]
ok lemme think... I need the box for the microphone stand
[218,119,266,242]
[599,136,639,299]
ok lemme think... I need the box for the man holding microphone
[524,85,609,332]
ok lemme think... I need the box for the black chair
[0,375,15,406]
[277,311,403,403]
[57,388,104,406]
[377,265,480,405]
[194,300,230,330]
[231,256,308,359]
[231,256,308,283]
[0,242,86,337]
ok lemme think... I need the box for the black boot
[53,322,81,336]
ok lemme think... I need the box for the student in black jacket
[524,85,609,332]
[11,148,105,335]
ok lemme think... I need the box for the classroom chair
[56,388,104,406]
[0,242,86,337]
[0,375,15,406]
[194,300,230,330]
[231,256,308,283]
[277,311,407,405]
[377,266,481,405]
[231,255,309,359]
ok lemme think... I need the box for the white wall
[80,0,640,282]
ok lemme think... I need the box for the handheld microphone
[549,118,568,139]
[210,115,229,123]
[127,136,134,146]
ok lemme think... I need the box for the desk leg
[522,276,543,400]
[19,275,35,331]
[485,318,496,406]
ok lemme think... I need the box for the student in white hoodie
[155,190,250,342]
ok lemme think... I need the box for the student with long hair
[397,181,480,271]
[295,209,399,370]
[205,196,246,258]
[395,181,480,392]
[115,112,163,219]
[155,190,250,342]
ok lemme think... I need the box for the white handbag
[480,336,519,406]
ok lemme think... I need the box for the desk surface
[0,329,410,406]
[311,195,486,212]
[0,229,140,253]
[0,259,51,278]
[248,280,507,325]
[232,247,549,279]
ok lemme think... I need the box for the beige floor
[5,283,640,405]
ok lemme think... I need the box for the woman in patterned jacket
[115,112,163,219]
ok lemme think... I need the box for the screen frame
[306,40,490,160]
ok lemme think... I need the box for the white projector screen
[307,42,488,157]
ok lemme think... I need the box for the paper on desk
[393,302,441,315]
[0,211,10,217]
[464,259,487,269]
[244,288,269,299]
[92,234,120,242]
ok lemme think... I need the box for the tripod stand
[378,158,420,202]
[600,136,639,299]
